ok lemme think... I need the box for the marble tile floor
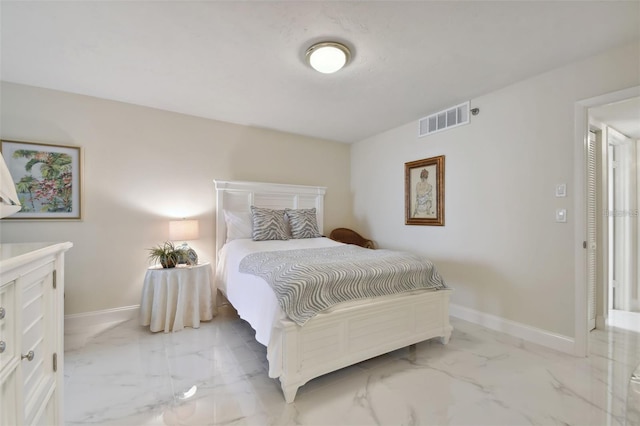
[64,306,640,426]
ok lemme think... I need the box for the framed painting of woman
[405,155,444,226]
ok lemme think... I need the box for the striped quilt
[238,245,448,326]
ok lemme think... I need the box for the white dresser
[0,242,72,426]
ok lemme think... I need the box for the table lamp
[169,219,199,265]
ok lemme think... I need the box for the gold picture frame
[1,139,82,220]
[405,155,445,226]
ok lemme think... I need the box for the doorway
[575,87,640,357]
[589,96,640,330]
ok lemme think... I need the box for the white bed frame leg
[281,382,299,403]
[440,325,453,344]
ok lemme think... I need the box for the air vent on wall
[419,101,470,137]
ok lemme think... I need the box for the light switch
[556,208,567,223]
[555,184,567,197]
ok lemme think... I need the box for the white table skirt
[140,262,216,332]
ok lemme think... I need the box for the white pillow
[224,210,252,242]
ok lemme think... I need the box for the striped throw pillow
[250,206,289,241]
[285,208,321,239]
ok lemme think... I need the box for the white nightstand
[139,262,216,332]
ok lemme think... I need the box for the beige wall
[351,42,640,338]
[0,82,353,315]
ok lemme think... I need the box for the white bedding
[215,237,342,346]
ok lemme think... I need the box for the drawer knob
[21,350,34,362]
[0,341,5,353]
[0,307,5,319]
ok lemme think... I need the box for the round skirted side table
[140,262,216,332]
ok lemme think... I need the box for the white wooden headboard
[214,180,327,255]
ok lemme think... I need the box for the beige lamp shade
[169,219,199,241]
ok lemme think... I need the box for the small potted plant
[148,241,187,268]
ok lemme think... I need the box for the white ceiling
[1,1,639,143]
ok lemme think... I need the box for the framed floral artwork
[405,155,444,226]
[1,140,82,219]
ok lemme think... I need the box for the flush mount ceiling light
[306,41,351,74]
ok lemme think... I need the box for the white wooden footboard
[275,288,453,403]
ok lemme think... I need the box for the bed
[214,180,452,403]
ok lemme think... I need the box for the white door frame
[574,85,640,357]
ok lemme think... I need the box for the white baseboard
[65,305,140,331]
[449,303,575,355]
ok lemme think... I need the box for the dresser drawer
[0,279,18,373]
[20,261,56,422]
